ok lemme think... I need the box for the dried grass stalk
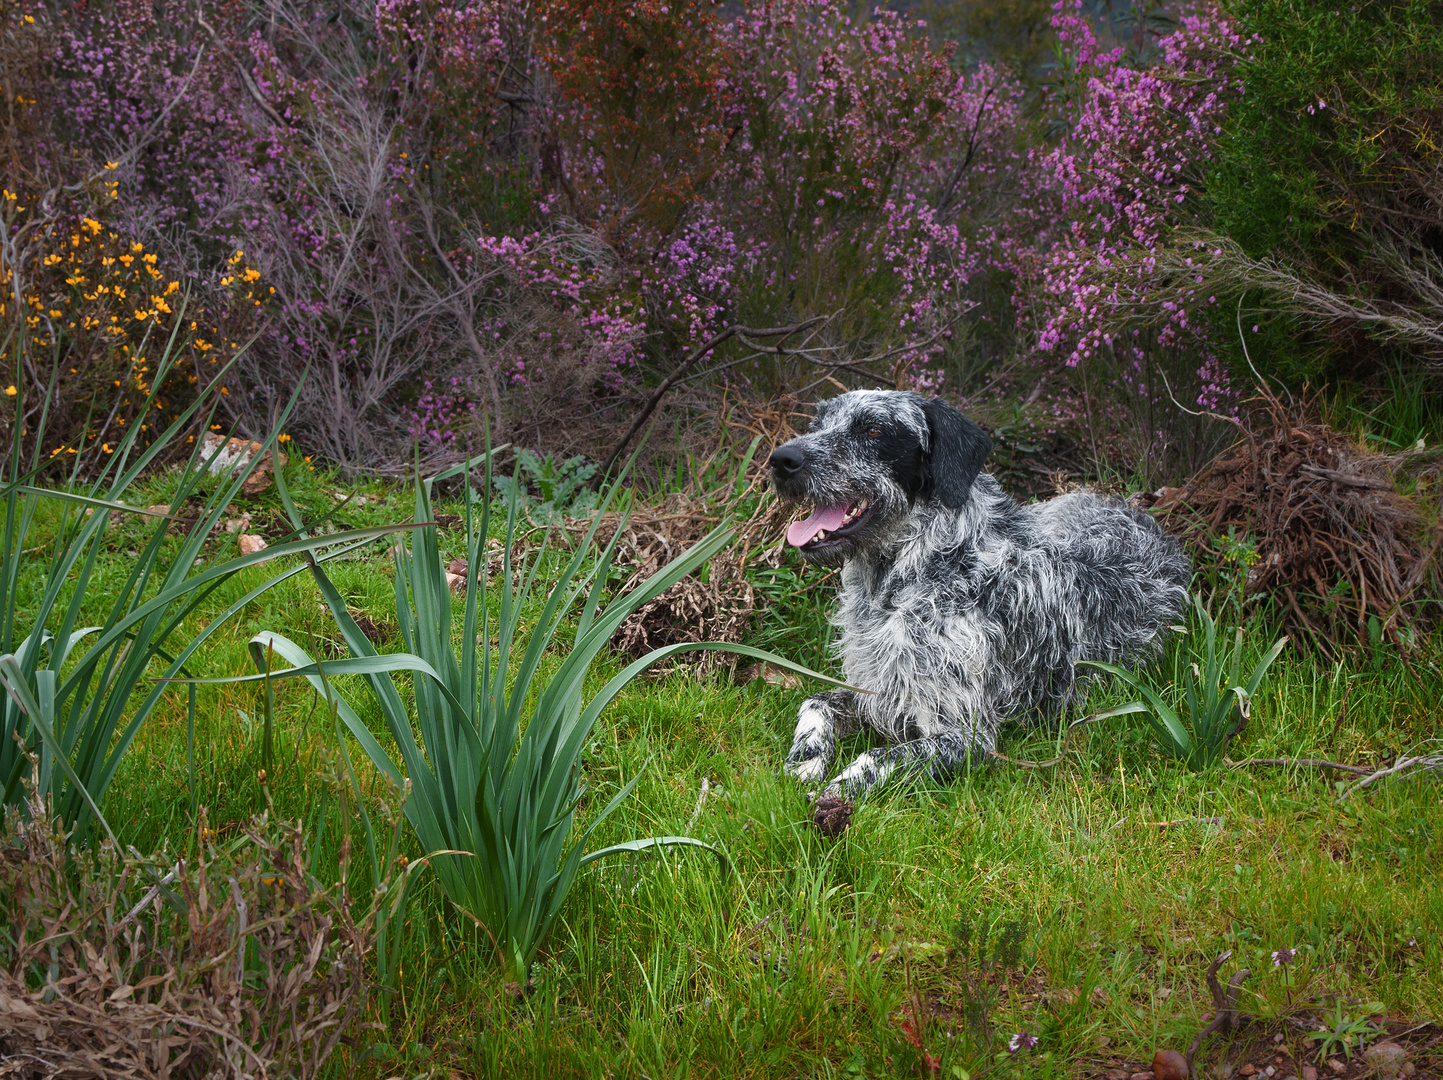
[0,791,376,1080]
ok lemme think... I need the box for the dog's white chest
[835,580,987,739]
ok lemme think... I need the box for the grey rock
[1363,1042,1408,1080]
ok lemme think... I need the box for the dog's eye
[864,426,881,438]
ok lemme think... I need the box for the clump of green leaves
[1080,596,1287,770]
[0,319,399,841]
[1306,997,1386,1063]
[1208,0,1443,380]
[491,448,599,522]
[203,451,832,981]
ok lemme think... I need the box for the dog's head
[768,390,992,565]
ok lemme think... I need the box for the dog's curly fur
[769,390,1190,798]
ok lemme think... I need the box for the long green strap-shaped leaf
[1244,636,1289,697]
[14,487,175,518]
[166,653,470,715]
[579,641,855,746]
[0,655,118,846]
[238,633,403,786]
[1077,659,1193,758]
[55,523,420,704]
[578,836,728,876]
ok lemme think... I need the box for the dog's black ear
[921,398,991,509]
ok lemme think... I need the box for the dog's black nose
[769,443,805,477]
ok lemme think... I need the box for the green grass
[23,459,1442,1079]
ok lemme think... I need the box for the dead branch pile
[1152,389,1442,657]
[602,400,804,673]
[0,797,374,1080]
[603,496,783,676]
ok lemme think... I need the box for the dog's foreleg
[824,731,982,800]
[784,691,859,786]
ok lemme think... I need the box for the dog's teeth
[816,529,828,541]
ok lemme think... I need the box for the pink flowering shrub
[1024,2,1248,392]
[15,0,1262,473]
[699,4,1030,390]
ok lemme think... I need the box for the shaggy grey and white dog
[768,390,1189,799]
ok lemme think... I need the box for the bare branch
[596,318,827,481]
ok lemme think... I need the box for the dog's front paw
[826,752,895,800]
[784,755,829,786]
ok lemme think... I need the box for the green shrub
[1208,0,1443,380]
[0,322,405,841]
[1080,596,1287,770]
[194,455,834,982]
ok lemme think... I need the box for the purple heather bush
[4,0,1255,474]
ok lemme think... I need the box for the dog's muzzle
[770,441,872,552]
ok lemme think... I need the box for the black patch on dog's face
[866,416,927,499]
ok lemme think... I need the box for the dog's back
[1024,491,1190,671]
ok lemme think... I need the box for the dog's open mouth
[786,499,871,549]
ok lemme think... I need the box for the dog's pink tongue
[787,503,848,547]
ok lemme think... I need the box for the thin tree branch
[595,318,826,482]
[1229,757,1373,775]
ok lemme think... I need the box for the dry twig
[1186,951,1251,1079]
[1336,741,1443,802]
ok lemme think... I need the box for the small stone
[238,533,267,555]
[1362,1042,1408,1079]
[1401,1062,1416,1076]
[812,793,853,836]
[1265,1067,1275,1077]
[1152,1048,1188,1080]
[1241,1065,1257,1077]
[1326,1060,1345,1076]
[1302,1066,1318,1080]
[1130,1072,1153,1080]
[445,557,468,592]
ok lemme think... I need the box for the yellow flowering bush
[1,186,270,465]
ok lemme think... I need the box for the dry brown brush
[0,794,376,1080]
[1151,388,1442,658]
[599,399,808,673]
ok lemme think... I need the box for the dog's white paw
[784,756,828,785]
[829,753,894,797]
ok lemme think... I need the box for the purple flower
[1272,947,1296,967]
[1008,1031,1037,1053]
